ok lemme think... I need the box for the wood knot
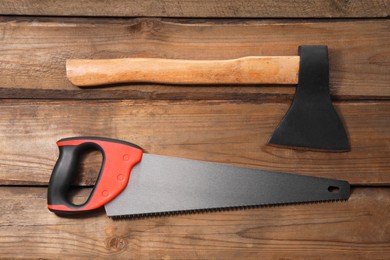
[105,237,128,251]
[127,19,161,34]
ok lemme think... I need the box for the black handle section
[47,142,103,212]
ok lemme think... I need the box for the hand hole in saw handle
[47,137,143,214]
[328,186,340,193]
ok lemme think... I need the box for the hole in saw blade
[68,148,103,205]
[327,186,340,193]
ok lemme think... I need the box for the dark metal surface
[105,154,350,217]
[269,45,350,151]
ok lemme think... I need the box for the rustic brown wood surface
[0,3,389,258]
[0,0,388,18]
[0,17,389,99]
[0,100,389,186]
[0,187,388,258]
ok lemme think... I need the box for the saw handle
[66,56,300,87]
[47,137,143,214]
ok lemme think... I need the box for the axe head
[268,46,350,152]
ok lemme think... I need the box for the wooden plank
[0,18,389,99]
[0,187,388,258]
[0,0,388,18]
[0,100,388,185]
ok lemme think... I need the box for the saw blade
[104,154,350,217]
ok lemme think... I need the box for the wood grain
[66,56,300,86]
[0,100,388,186]
[1,2,388,258]
[0,0,388,17]
[0,17,389,99]
[0,187,388,258]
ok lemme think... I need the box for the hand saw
[47,137,350,217]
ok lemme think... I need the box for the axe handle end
[66,56,299,87]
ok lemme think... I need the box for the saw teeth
[109,198,349,220]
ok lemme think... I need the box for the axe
[66,46,349,152]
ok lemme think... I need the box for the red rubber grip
[47,137,143,213]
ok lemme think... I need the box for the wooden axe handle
[66,56,300,87]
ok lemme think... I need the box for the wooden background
[0,1,389,258]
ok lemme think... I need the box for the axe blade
[268,46,350,152]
